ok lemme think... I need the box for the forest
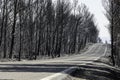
[0,0,98,61]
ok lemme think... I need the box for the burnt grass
[71,64,120,80]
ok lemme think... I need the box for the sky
[78,0,110,43]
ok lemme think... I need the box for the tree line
[0,0,98,61]
[104,0,120,67]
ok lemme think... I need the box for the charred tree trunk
[9,0,18,59]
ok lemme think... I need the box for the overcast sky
[78,0,110,43]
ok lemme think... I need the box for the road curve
[0,43,108,80]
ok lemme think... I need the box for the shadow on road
[0,64,76,73]
[0,63,120,80]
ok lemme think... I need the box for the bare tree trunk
[3,0,8,58]
[111,0,115,66]
[0,0,6,46]
[18,9,22,61]
[9,0,18,58]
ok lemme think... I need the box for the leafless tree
[0,0,98,60]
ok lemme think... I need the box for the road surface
[0,43,108,80]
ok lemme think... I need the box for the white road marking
[103,45,108,56]
[40,67,78,80]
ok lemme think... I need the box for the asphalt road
[0,43,108,80]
